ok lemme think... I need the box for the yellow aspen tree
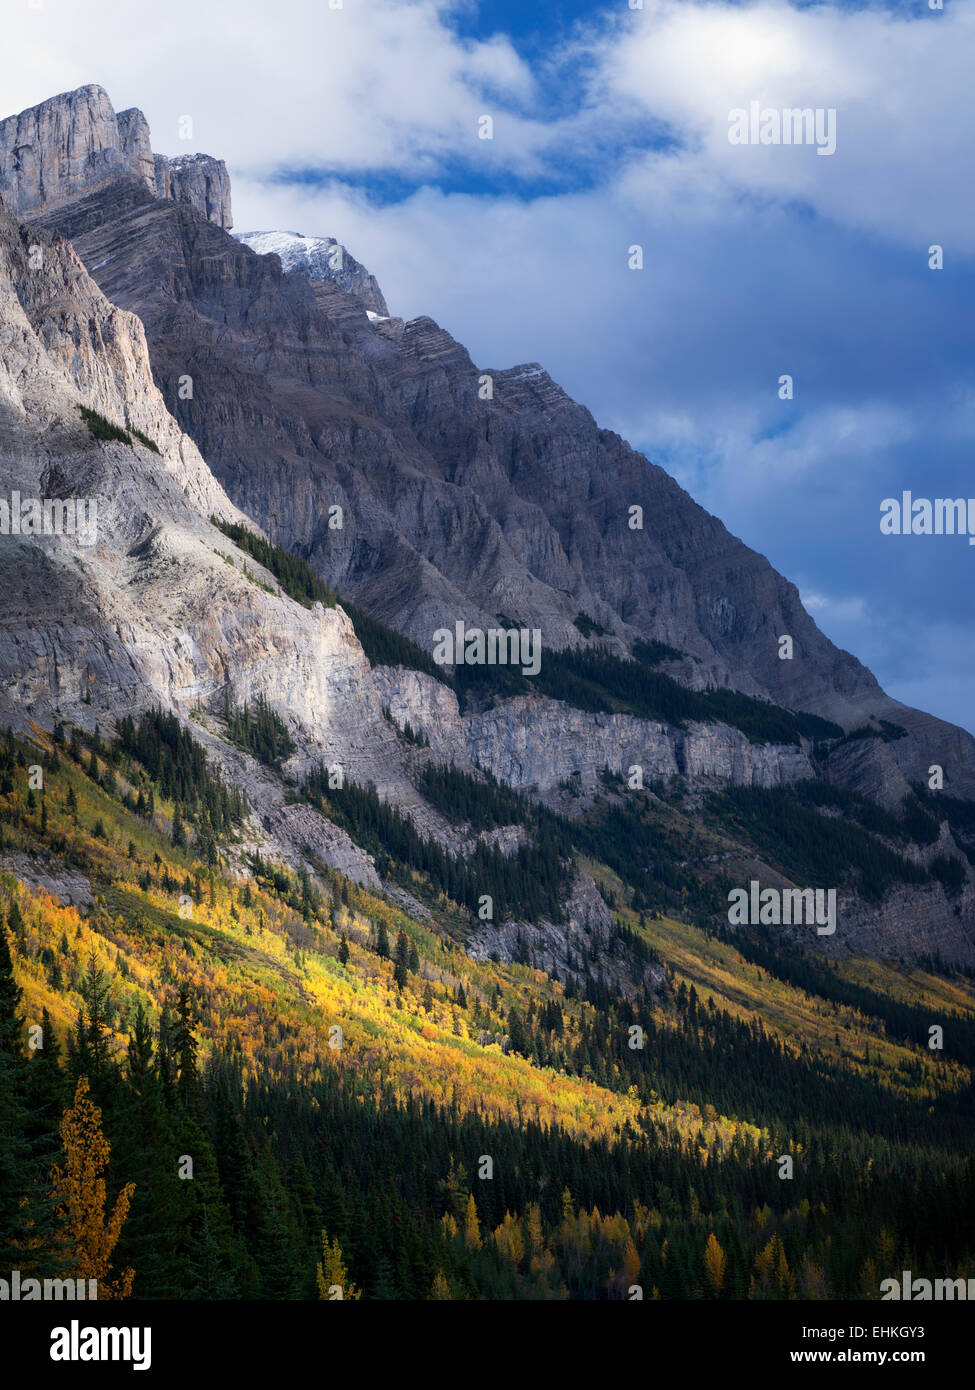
[622,1237,641,1289]
[703,1232,727,1296]
[751,1235,777,1298]
[49,1076,135,1299]
[776,1242,796,1298]
[525,1201,544,1257]
[316,1231,361,1300]
[464,1193,481,1250]
[800,1252,828,1300]
[430,1270,452,1300]
[493,1212,525,1267]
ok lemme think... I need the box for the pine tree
[69,957,113,1087]
[111,1006,189,1298]
[375,922,391,959]
[338,933,350,965]
[393,930,410,989]
[0,919,38,1268]
[171,984,199,1111]
[0,915,23,1056]
[319,1166,351,1250]
[24,1008,66,1162]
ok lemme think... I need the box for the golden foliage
[430,1270,452,1300]
[316,1232,361,1300]
[49,1076,134,1299]
[703,1232,726,1296]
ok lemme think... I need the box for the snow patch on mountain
[236,229,388,315]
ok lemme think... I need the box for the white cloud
[2,0,546,176]
[601,1,975,251]
[5,0,972,254]
[800,590,868,626]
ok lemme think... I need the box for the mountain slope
[0,83,974,1308]
[4,86,970,817]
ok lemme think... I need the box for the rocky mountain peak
[154,151,233,230]
[0,84,231,229]
[236,229,386,313]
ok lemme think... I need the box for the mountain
[236,230,389,315]
[0,80,974,1307]
[6,90,969,769]
[0,84,232,229]
[1,78,973,967]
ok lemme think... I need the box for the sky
[3,0,973,731]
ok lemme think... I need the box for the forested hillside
[3,719,974,1300]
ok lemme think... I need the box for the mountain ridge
[0,83,974,965]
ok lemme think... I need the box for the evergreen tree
[0,919,37,1267]
[171,985,200,1112]
[394,931,410,990]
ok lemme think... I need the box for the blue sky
[4,0,973,730]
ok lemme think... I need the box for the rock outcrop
[155,153,232,230]
[0,85,231,228]
[0,194,395,890]
[371,668,813,794]
[0,85,156,216]
[237,230,386,313]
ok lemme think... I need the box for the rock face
[237,230,385,313]
[2,83,975,965]
[116,108,156,193]
[0,193,397,891]
[466,870,668,996]
[18,96,971,811]
[0,85,155,215]
[371,669,813,794]
[155,153,233,230]
[0,85,230,228]
[465,698,813,795]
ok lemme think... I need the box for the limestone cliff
[0,85,231,228]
